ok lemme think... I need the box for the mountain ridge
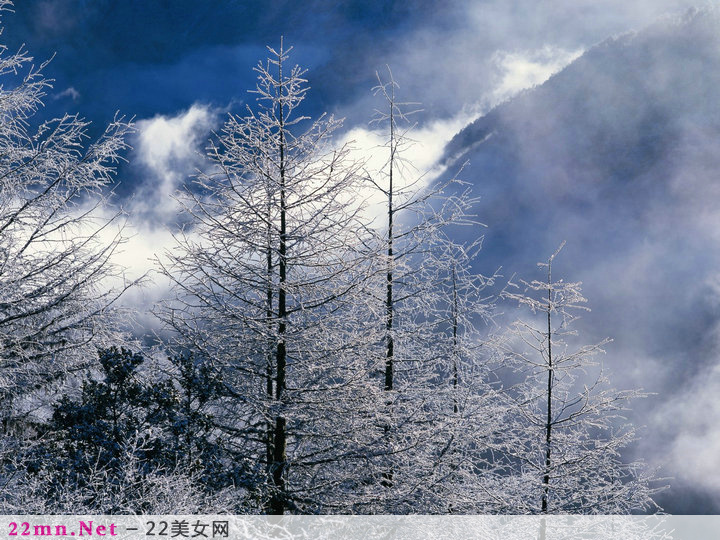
[433,6,720,514]
[443,6,720,169]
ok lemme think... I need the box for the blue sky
[0,0,700,208]
[2,1,699,125]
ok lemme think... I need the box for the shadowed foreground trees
[5,347,238,513]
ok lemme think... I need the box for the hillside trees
[0,2,134,438]
[496,244,657,513]
[158,42,381,513]
[26,347,175,511]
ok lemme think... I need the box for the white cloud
[63,198,179,336]
[131,104,217,224]
[661,361,720,492]
[85,104,221,320]
[491,46,583,103]
[54,86,80,102]
[339,106,482,224]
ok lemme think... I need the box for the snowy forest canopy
[0,6,664,515]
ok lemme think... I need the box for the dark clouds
[2,1,700,128]
[1,0,454,125]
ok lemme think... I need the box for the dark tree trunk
[542,264,553,514]
[382,82,396,490]
[268,43,288,514]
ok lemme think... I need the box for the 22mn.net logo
[8,521,117,537]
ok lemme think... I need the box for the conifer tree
[497,244,657,513]
[361,69,504,512]
[158,42,378,513]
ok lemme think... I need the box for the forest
[0,7,662,514]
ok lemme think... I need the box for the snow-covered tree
[5,429,239,514]
[0,1,134,435]
[496,243,658,513]
[358,69,505,513]
[158,42,380,513]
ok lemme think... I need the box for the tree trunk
[452,264,459,414]
[269,43,288,514]
[382,82,395,489]
[542,264,553,514]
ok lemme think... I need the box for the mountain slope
[441,7,720,514]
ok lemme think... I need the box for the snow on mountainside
[438,8,720,514]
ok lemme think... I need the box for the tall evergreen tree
[158,42,379,513]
